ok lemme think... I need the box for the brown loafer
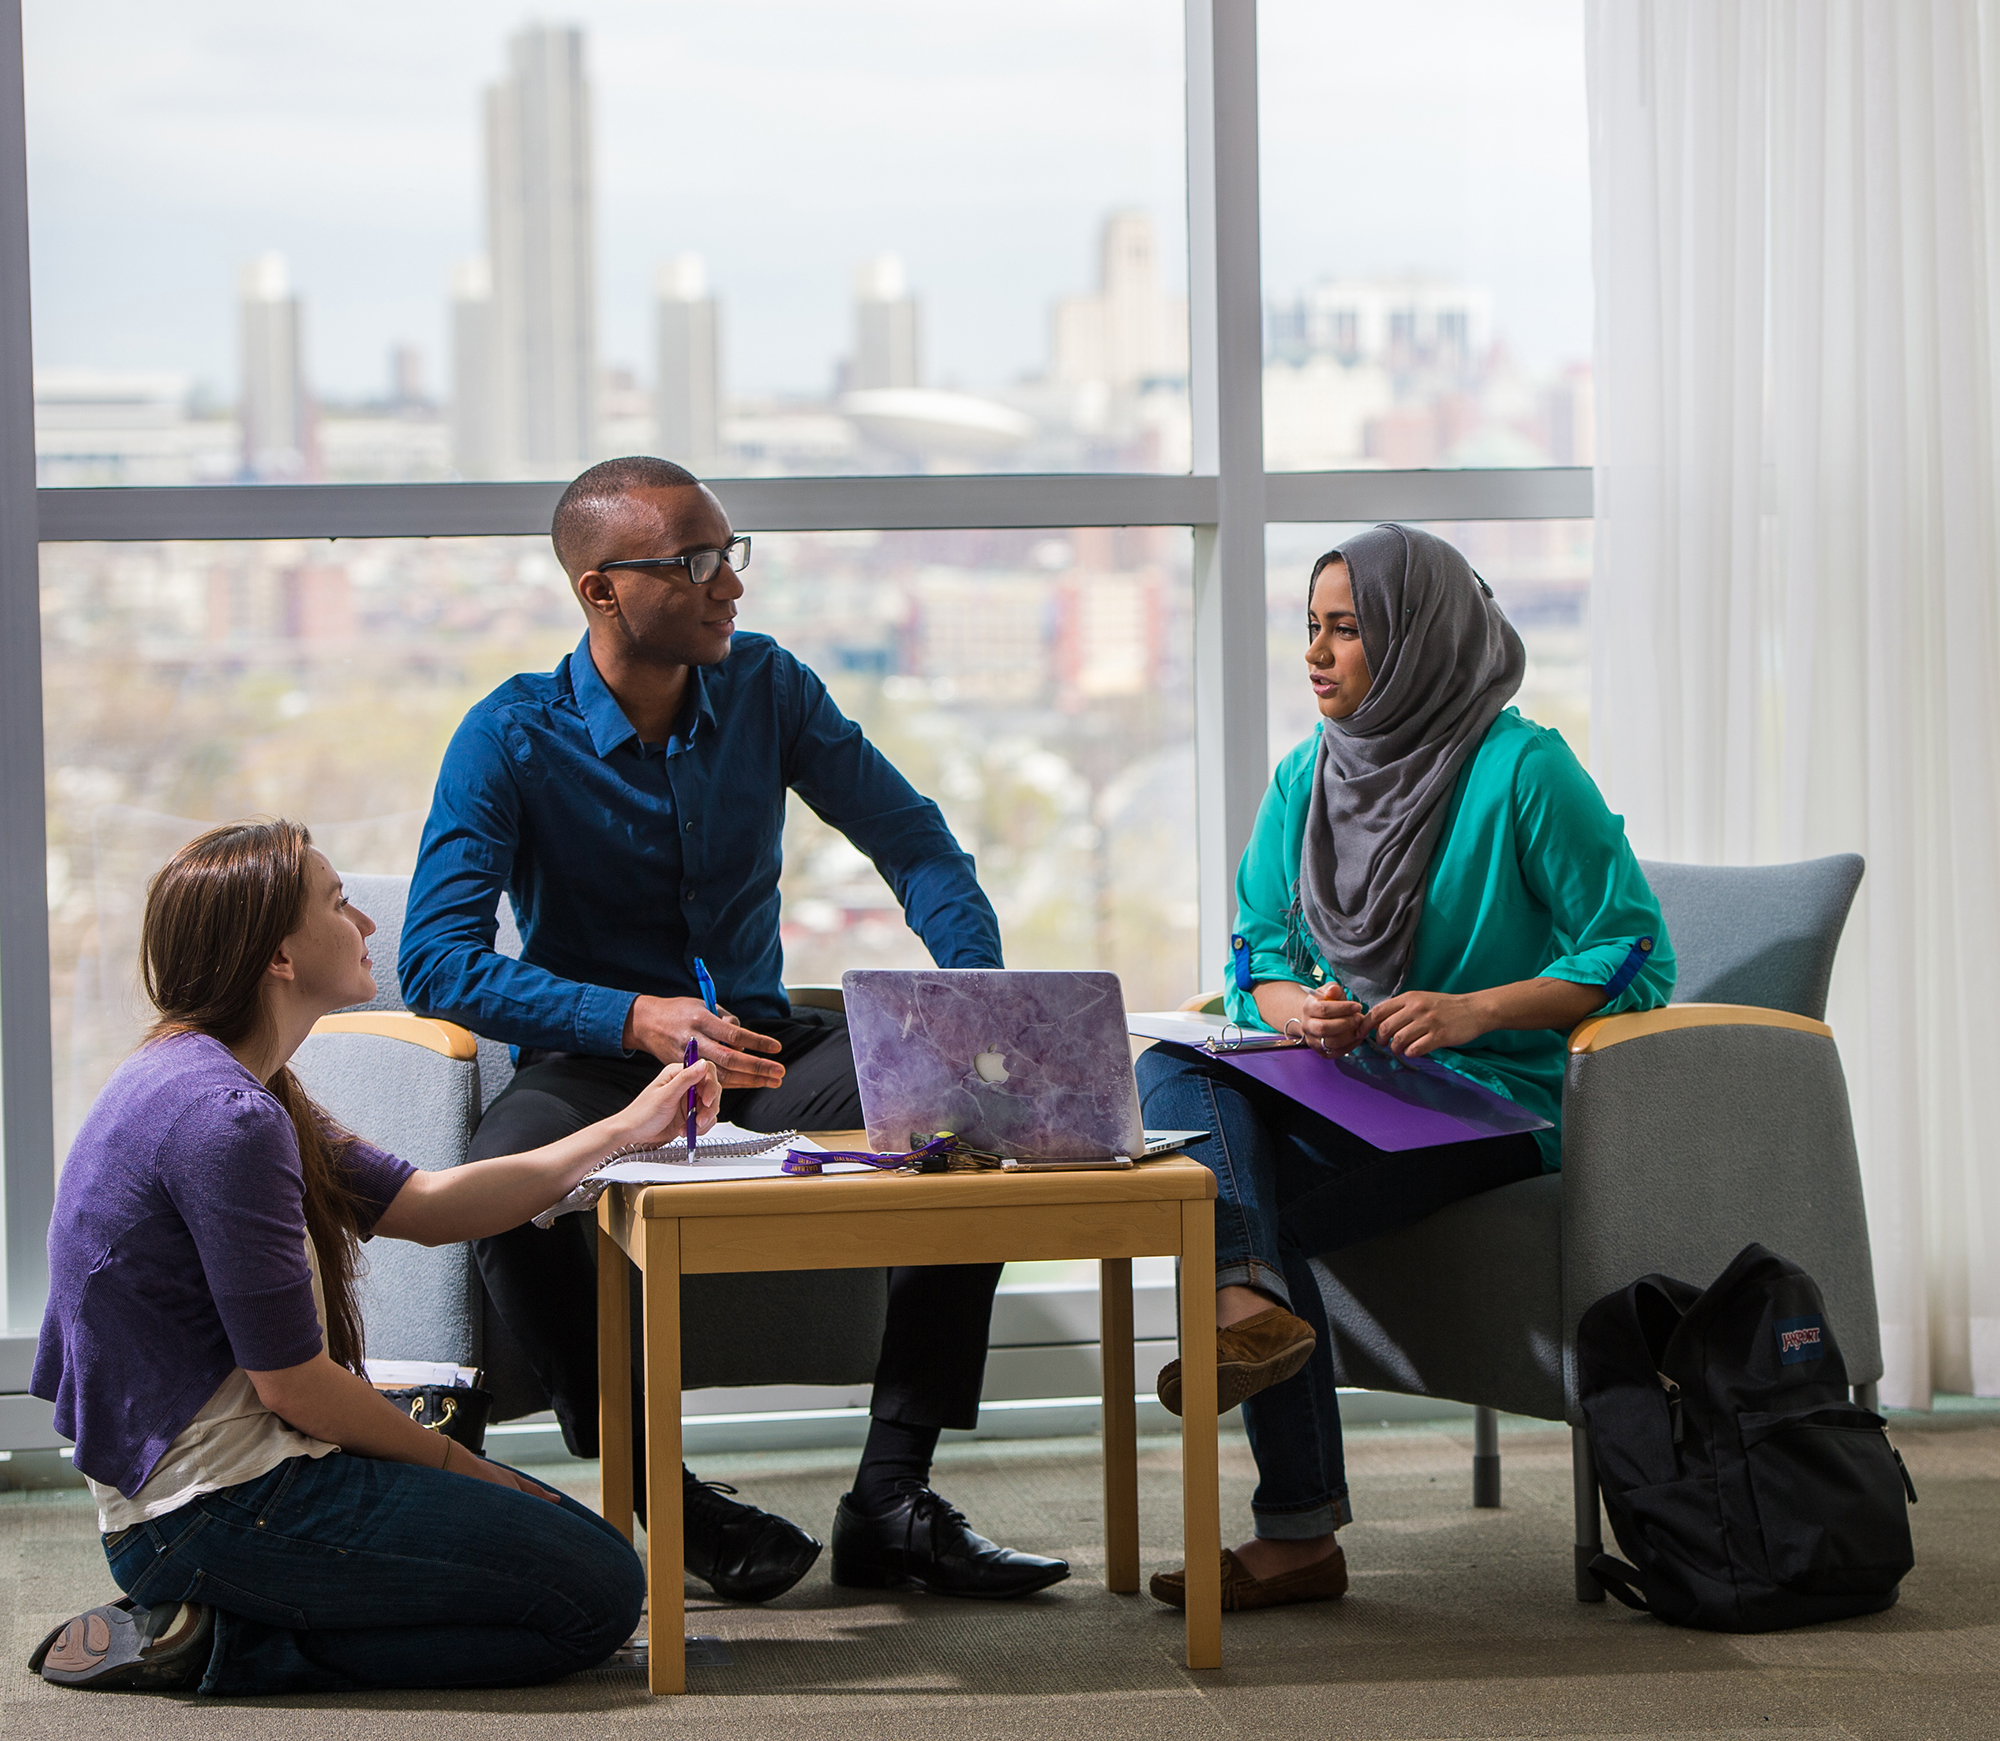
[1149,1543,1349,1611]
[1156,1305,1317,1416]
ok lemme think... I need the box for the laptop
[841,968,1207,1167]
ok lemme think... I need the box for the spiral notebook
[602,1121,802,1163]
[532,1131,879,1226]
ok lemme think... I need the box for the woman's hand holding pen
[1250,980,1371,1056]
[615,1053,723,1149]
[622,995,786,1089]
[1365,989,1488,1057]
[1368,978,1609,1057]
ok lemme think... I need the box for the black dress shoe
[683,1469,821,1603]
[831,1486,1071,1599]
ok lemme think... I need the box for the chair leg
[1854,1381,1879,1413]
[1572,1425,1604,1602]
[1472,1405,1501,1508]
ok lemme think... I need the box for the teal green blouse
[1224,708,1675,1170]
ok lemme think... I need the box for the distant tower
[238,252,315,480]
[849,255,920,391]
[449,256,501,479]
[484,24,597,474]
[654,255,721,468]
[1050,210,1189,390]
[388,343,425,409]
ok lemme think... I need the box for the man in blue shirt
[401,456,1067,1605]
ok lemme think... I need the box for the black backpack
[1576,1241,1916,1631]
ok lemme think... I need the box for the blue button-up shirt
[399,631,1003,1052]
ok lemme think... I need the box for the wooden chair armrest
[785,984,846,1013]
[1568,1002,1832,1056]
[308,1011,480,1060]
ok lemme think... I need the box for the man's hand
[623,995,785,1089]
[1367,989,1491,1057]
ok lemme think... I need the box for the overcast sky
[23,0,1590,401]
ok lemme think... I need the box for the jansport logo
[1776,1314,1825,1365]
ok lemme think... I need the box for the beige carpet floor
[3,1414,1994,1740]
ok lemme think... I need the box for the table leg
[1099,1257,1139,1593]
[643,1217,685,1696]
[597,1206,634,1543]
[1178,1200,1221,1670]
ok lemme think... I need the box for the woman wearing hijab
[1139,524,1673,1614]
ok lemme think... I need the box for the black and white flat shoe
[28,1597,213,1691]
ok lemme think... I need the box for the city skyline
[33,204,1592,485]
[23,1,1588,402]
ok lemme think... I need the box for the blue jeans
[1136,1045,1541,1540]
[104,1451,645,1696]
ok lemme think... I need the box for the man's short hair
[551,455,702,578]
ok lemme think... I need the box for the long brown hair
[141,819,369,1372]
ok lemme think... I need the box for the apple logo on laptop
[973,1047,1011,1084]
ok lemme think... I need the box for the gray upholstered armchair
[290,875,887,1425]
[1184,854,1879,1601]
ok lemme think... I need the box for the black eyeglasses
[597,535,752,588]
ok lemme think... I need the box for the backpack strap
[1588,1554,1653,1613]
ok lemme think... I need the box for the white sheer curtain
[1587,0,2000,1409]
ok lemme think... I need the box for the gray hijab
[1297,523,1525,1006]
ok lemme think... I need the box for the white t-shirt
[89,1235,340,1535]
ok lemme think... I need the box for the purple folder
[1186,1042,1550,1153]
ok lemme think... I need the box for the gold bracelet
[437,1433,453,1471]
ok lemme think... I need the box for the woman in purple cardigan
[29,819,719,1695]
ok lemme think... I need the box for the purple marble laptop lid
[842,970,1146,1159]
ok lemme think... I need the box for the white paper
[605,1120,802,1162]
[1127,1009,1234,1048]
[590,1135,869,1186]
[530,1135,880,1226]
[364,1359,481,1389]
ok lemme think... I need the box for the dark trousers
[470,1009,1003,1474]
[1135,1043,1544,1537]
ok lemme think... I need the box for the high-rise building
[1266,277,1493,371]
[387,343,426,410]
[654,254,721,468]
[849,255,920,391]
[238,252,315,481]
[449,256,501,479]
[1050,211,1189,390]
[484,24,597,474]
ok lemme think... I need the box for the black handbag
[377,1385,494,1455]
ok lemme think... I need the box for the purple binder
[1199,1042,1550,1153]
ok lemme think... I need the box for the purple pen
[683,1037,699,1157]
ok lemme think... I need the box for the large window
[25,1,1189,483]
[42,528,1196,1150]
[1258,0,1592,471]
[3,2,1596,1341]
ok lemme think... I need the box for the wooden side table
[594,1144,1221,1694]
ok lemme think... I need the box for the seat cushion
[1310,1172,1566,1421]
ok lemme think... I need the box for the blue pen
[683,1036,699,1158]
[693,957,719,1015]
